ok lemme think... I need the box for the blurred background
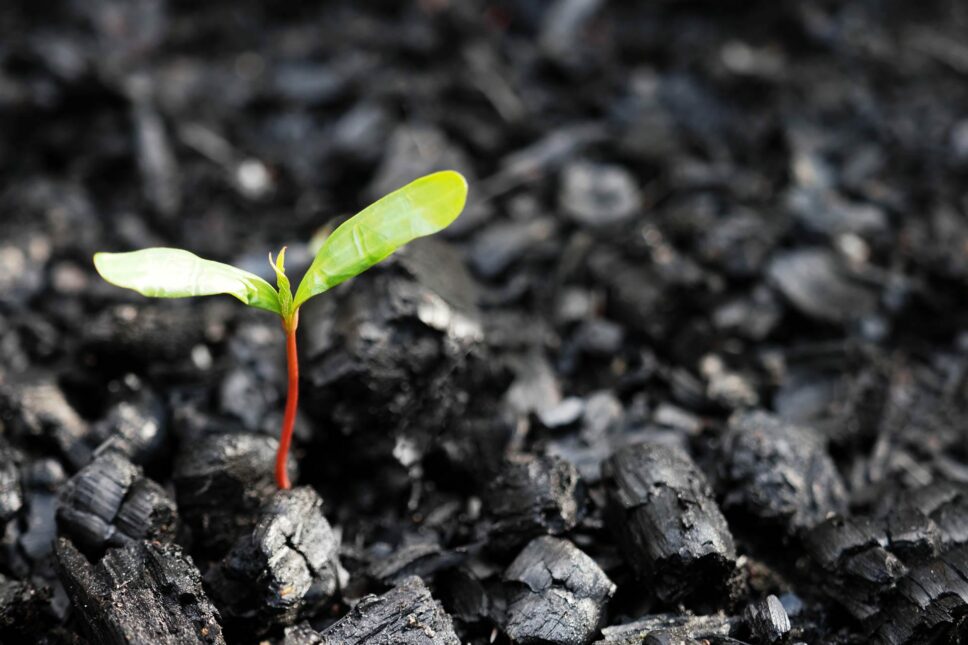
[4,1,968,643]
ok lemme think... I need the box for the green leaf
[293,170,468,308]
[93,248,281,314]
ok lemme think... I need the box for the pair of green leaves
[93,171,468,322]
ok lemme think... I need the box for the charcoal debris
[503,536,616,645]
[0,442,23,526]
[0,374,89,468]
[767,249,877,324]
[0,573,49,641]
[173,433,283,557]
[308,575,460,645]
[485,454,583,550]
[560,160,641,227]
[597,613,736,644]
[57,450,176,557]
[206,487,345,633]
[87,379,167,465]
[718,410,848,535]
[744,595,791,644]
[56,538,224,645]
[602,443,737,604]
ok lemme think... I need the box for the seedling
[94,171,468,489]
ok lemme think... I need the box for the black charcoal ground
[5,1,968,643]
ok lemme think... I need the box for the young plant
[93,171,468,489]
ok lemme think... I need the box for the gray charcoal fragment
[560,160,641,227]
[314,575,460,645]
[0,572,50,641]
[206,487,344,632]
[469,218,556,278]
[56,538,224,645]
[88,381,167,465]
[744,595,791,643]
[719,410,847,534]
[596,613,735,644]
[0,374,89,468]
[367,541,462,585]
[0,441,23,525]
[284,621,324,645]
[870,546,968,645]
[504,536,615,645]
[57,450,176,556]
[17,459,67,567]
[485,455,583,550]
[802,515,907,621]
[173,433,283,557]
[602,443,737,604]
[767,249,877,323]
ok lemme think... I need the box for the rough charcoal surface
[56,538,225,645]
[870,545,968,645]
[719,410,847,535]
[503,536,616,645]
[307,575,460,645]
[206,486,344,634]
[744,595,791,644]
[602,443,737,604]
[485,454,583,551]
[173,432,281,556]
[56,449,176,556]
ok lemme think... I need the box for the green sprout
[93,171,468,489]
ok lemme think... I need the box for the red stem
[275,311,299,489]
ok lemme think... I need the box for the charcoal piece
[56,450,176,556]
[173,433,282,557]
[300,238,492,470]
[882,505,941,563]
[560,160,641,227]
[898,482,968,551]
[719,410,847,534]
[766,249,877,324]
[206,487,344,633]
[744,595,791,643]
[484,455,583,550]
[127,74,181,218]
[469,218,556,279]
[0,375,89,468]
[0,573,49,641]
[597,613,735,644]
[436,568,492,627]
[16,459,67,567]
[56,538,224,645]
[539,0,605,65]
[0,442,23,526]
[870,546,968,645]
[88,381,167,465]
[602,443,736,604]
[802,516,907,621]
[314,576,460,645]
[503,536,615,645]
[586,249,667,338]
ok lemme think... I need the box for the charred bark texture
[602,443,737,604]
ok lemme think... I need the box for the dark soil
[2,1,968,643]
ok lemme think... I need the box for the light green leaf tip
[293,170,468,308]
[269,247,294,321]
[93,248,281,314]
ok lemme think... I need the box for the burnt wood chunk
[870,546,968,644]
[309,575,460,645]
[719,410,847,534]
[744,595,791,643]
[0,442,23,526]
[56,450,176,557]
[173,433,282,557]
[596,613,736,644]
[485,454,583,550]
[802,515,907,622]
[206,487,345,633]
[602,443,737,604]
[504,536,616,645]
[56,538,224,645]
